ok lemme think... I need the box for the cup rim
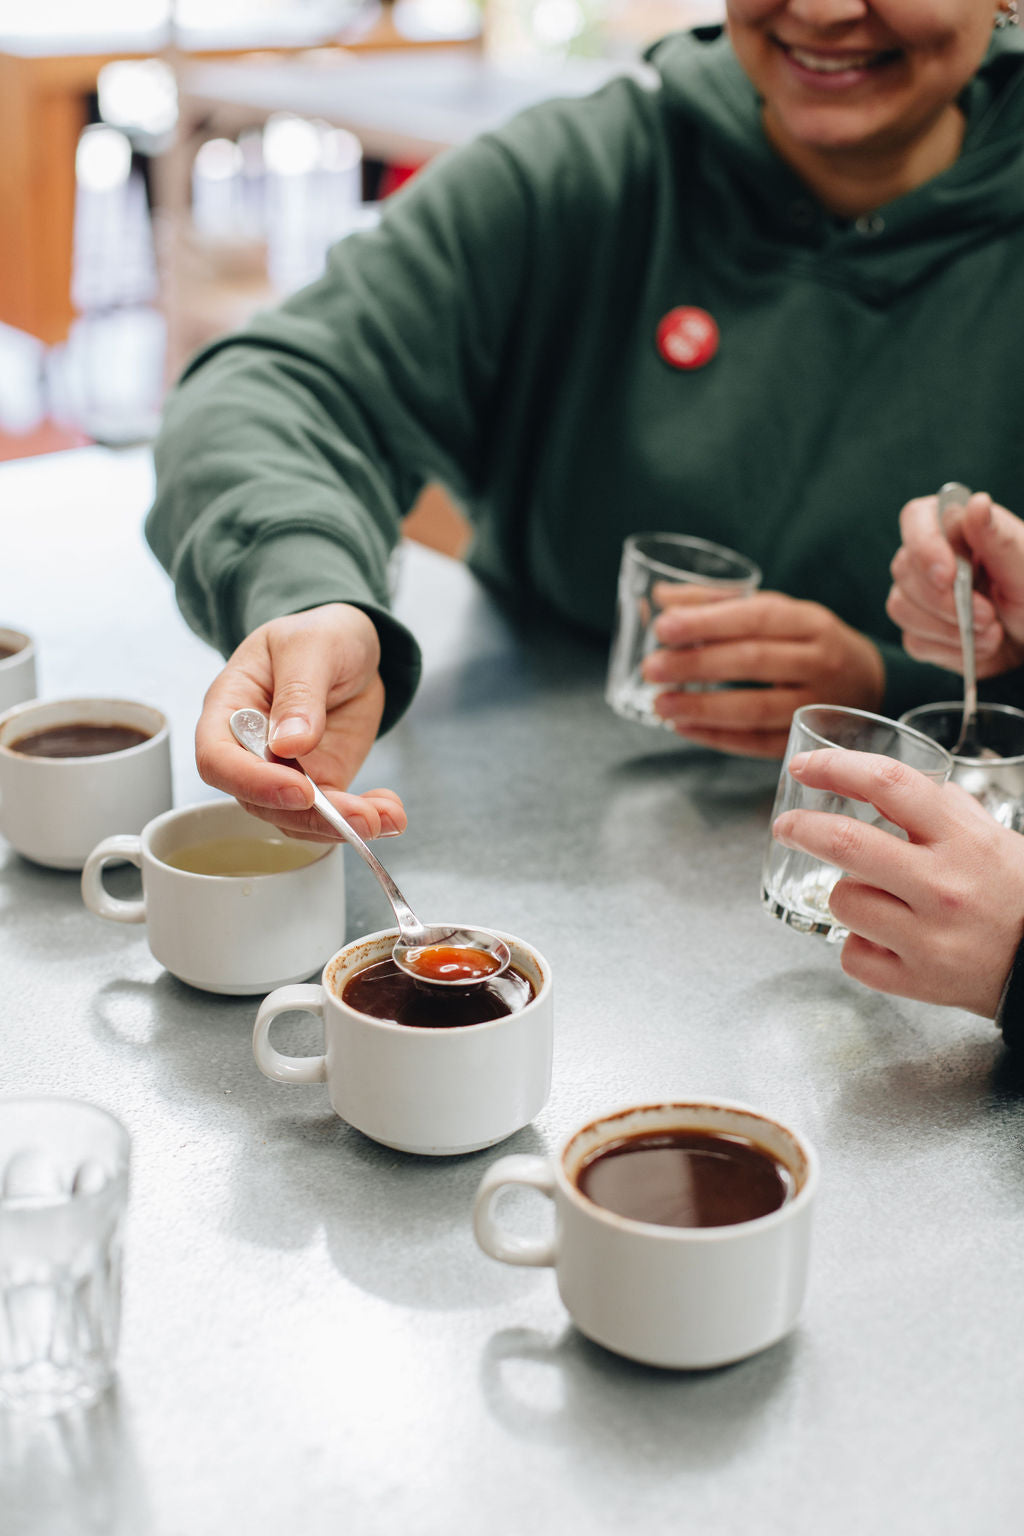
[0,627,33,668]
[792,703,953,775]
[0,696,168,760]
[322,925,552,1036]
[553,1098,819,1241]
[141,797,335,877]
[899,701,1024,767]
[623,532,762,588]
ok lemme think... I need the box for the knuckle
[824,817,863,867]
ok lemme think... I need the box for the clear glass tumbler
[605,532,762,729]
[0,1097,130,1415]
[762,705,953,941]
[899,702,1024,833]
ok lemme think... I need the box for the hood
[644,25,1024,302]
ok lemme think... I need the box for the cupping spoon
[229,708,511,986]
[937,481,989,759]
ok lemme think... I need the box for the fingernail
[269,716,309,750]
[929,564,951,589]
[378,810,404,837]
[788,752,810,772]
[642,655,669,683]
[274,786,309,809]
[345,816,372,840]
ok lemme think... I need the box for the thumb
[266,630,334,759]
[964,496,1024,633]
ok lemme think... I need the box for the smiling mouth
[775,39,902,76]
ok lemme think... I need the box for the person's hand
[195,602,406,843]
[641,588,886,759]
[772,747,1024,1017]
[887,491,1024,676]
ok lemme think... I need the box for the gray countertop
[1,447,1021,1536]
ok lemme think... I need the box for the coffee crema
[340,956,534,1028]
[9,723,151,759]
[576,1128,793,1229]
[163,835,323,877]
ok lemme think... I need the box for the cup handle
[473,1155,558,1267]
[252,985,327,1085]
[80,836,145,923]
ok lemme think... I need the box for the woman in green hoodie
[147,2,1024,844]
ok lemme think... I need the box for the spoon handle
[937,481,978,749]
[301,778,425,941]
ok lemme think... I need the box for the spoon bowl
[228,708,511,986]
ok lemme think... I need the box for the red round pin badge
[656,306,719,370]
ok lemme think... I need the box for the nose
[782,0,869,26]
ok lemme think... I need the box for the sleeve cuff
[995,932,1024,1050]
[230,531,422,736]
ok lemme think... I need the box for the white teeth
[789,48,874,73]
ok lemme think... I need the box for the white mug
[0,697,172,870]
[253,927,553,1155]
[0,627,37,713]
[81,798,347,995]
[474,1099,818,1369]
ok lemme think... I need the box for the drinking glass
[900,702,1024,833]
[0,1097,130,1415]
[762,705,953,942]
[605,532,762,728]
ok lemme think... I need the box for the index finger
[895,496,959,589]
[784,748,951,843]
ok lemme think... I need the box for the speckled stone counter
[2,448,1021,1536]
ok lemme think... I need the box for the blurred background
[0,0,722,541]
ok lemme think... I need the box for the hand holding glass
[762,705,953,941]
[606,532,762,728]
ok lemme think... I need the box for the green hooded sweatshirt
[147,25,1024,732]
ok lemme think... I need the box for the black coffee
[576,1128,793,1228]
[340,957,534,1028]
[0,642,24,661]
[9,723,151,759]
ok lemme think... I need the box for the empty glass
[605,532,762,728]
[0,1097,130,1416]
[899,702,1024,833]
[762,705,953,942]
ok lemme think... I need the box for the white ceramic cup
[0,697,172,870]
[81,798,347,995]
[0,627,37,713]
[253,927,553,1155]
[473,1099,818,1369]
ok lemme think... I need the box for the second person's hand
[887,491,1024,677]
[195,602,407,843]
[641,590,886,759]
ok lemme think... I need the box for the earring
[996,0,1020,27]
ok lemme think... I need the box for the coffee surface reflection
[577,1129,793,1228]
[341,957,534,1028]
[9,723,151,758]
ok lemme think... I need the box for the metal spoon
[229,708,511,986]
[937,481,990,759]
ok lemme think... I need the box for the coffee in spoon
[228,708,511,986]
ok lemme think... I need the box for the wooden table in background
[0,7,480,349]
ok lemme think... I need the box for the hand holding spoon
[229,708,511,987]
